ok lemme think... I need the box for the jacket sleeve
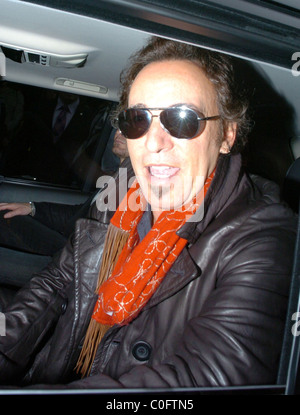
[0,234,75,384]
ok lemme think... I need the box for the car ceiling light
[55,78,108,94]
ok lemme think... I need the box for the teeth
[149,166,179,178]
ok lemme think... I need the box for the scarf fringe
[75,223,130,378]
[96,223,130,291]
[74,319,110,378]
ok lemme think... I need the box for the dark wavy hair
[115,37,251,153]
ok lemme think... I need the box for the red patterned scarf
[76,170,215,377]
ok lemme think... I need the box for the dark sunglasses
[113,106,221,140]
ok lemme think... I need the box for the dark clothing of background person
[0,199,91,289]
[1,92,99,187]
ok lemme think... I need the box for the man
[0,37,296,389]
[0,130,129,287]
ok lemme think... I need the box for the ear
[219,121,237,154]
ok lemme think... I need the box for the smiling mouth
[148,165,180,179]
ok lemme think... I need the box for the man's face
[112,130,128,160]
[127,60,235,221]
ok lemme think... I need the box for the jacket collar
[177,153,242,244]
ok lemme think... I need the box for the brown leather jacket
[0,154,297,389]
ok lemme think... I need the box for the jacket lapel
[144,247,201,310]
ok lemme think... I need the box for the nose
[144,114,174,153]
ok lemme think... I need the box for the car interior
[0,0,299,395]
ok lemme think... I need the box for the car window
[0,80,117,191]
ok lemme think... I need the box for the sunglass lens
[118,109,151,139]
[161,107,199,139]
